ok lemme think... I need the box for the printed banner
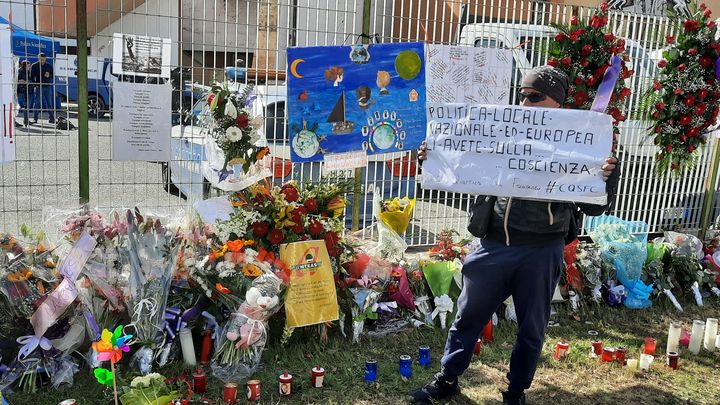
[421,104,613,204]
[280,240,339,328]
[112,33,171,78]
[287,42,426,162]
[426,44,512,105]
[30,233,97,337]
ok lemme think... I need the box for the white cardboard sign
[421,104,613,205]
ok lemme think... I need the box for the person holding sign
[410,66,620,405]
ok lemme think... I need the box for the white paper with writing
[323,150,368,172]
[112,81,172,161]
[425,44,512,105]
[194,196,235,225]
[421,104,613,204]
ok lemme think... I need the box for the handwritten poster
[112,81,171,161]
[287,42,426,162]
[421,104,613,204]
[280,240,339,328]
[425,44,512,105]
[112,33,171,78]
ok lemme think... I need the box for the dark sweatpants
[440,238,564,392]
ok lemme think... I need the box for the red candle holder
[200,330,213,364]
[667,352,679,370]
[481,321,493,343]
[601,347,615,363]
[223,383,238,404]
[615,346,628,365]
[591,340,603,356]
[192,368,206,394]
[643,337,656,355]
[555,340,569,360]
[473,339,482,355]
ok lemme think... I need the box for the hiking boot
[502,391,526,405]
[408,372,459,403]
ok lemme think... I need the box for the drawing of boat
[327,91,355,135]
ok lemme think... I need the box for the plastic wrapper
[202,133,272,192]
[585,215,653,309]
[211,270,282,383]
[0,349,77,393]
[431,295,453,329]
[691,281,703,306]
[413,296,433,326]
[349,287,381,343]
[368,189,408,260]
[388,267,415,311]
[505,296,517,322]
[663,289,683,312]
[664,231,704,260]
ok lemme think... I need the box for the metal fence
[0,0,719,246]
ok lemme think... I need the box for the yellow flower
[242,263,262,277]
[327,196,345,218]
[274,205,296,229]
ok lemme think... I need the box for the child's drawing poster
[287,42,426,162]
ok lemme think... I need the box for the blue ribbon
[590,55,622,113]
[16,335,52,360]
[163,307,187,341]
[715,57,720,81]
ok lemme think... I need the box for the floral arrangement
[120,373,178,405]
[223,179,353,260]
[428,229,469,262]
[372,195,416,259]
[646,3,720,174]
[205,82,270,181]
[547,2,633,147]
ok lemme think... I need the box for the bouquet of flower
[646,3,720,173]
[211,267,284,382]
[120,373,179,405]
[574,242,604,303]
[547,2,633,148]
[403,260,433,325]
[122,209,180,374]
[347,275,383,343]
[202,82,272,190]
[223,179,353,264]
[371,193,415,260]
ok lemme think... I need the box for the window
[264,102,287,143]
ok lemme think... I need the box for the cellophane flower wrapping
[575,242,603,303]
[122,209,180,374]
[370,190,410,260]
[422,260,459,328]
[211,268,283,383]
[585,215,653,309]
[348,285,381,343]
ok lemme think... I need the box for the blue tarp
[0,17,61,62]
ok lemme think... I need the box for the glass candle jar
[643,337,656,355]
[601,347,615,363]
[666,351,679,370]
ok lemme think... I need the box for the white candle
[626,359,638,370]
[666,321,682,354]
[179,327,197,366]
[688,320,705,355]
[704,318,718,351]
[716,335,720,350]
[639,354,654,371]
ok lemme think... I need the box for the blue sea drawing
[287,42,426,162]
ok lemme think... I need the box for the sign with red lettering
[421,104,613,204]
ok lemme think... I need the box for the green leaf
[94,367,114,386]
[20,224,30,238]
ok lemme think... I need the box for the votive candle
[703,318,718,351]
[615,347,627,365]
[689,320,705,355]
[600,347,614,363]
[639,354,654,371]
[666,352,679,370]
[179,327,196,366]
[626,359,638,370]
[482,320,493,343]
[473,339,482,355]
[223,383,238,404]
[591,340,603,357]
[555,340,569,360]
[643,337,656,355]
[666,321,682,354]
[200,329,213,364]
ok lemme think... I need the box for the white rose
[226,126,243,142]
[224,101,238,119]
[248,130,261,145]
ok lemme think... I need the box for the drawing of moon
[290,59,305,78]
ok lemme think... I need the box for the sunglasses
[518,91,547,103]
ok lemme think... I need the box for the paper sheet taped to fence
[421,104,613,204]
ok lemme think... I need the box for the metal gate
[0,0,718,246]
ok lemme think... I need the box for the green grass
[6,298,720,404]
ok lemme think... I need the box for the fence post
[698,140,720,240]
[351,0,373,231]
[76,0,90,204]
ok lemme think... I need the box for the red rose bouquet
[547,2,633,148]
[646,3,720,174]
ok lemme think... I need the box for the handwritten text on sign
[421,104,613,204]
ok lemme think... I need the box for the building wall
[36,0,149,37]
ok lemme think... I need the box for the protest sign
[280,240,339,328]
[421,104,613,204]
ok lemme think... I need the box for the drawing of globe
[372,124,396,150]
[292,129,320,158]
